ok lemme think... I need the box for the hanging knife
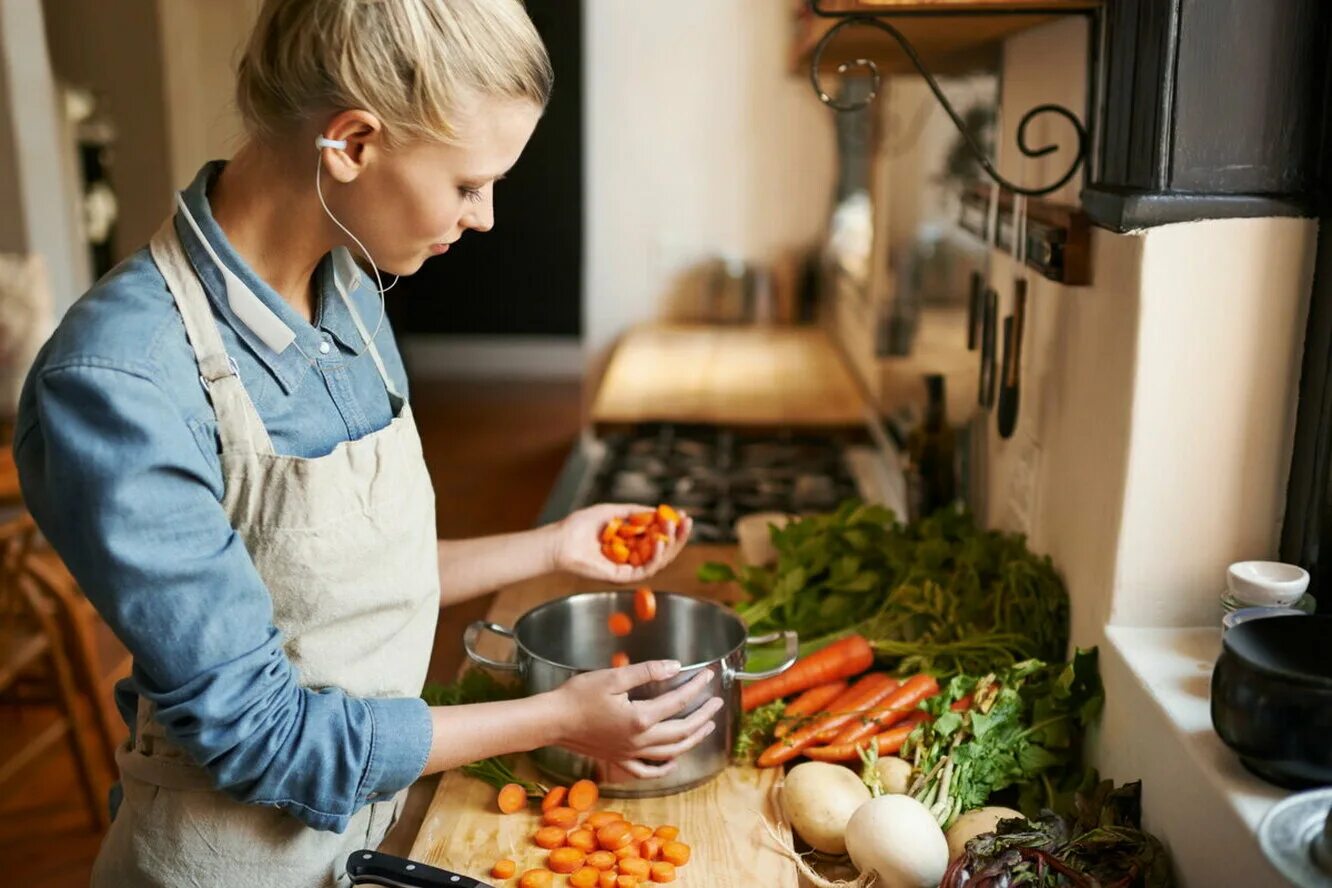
[348,850,493,888]
[966,270,983,351]
[978,287,999,409]
[997,278,1026,439]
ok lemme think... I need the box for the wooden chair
[0,512,108,830]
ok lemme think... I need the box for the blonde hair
[236,0,552,146]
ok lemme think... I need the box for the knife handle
[347,850,492,888]
[966,271,983,351]
[978,288,998,408]
[1005,279,1027,388]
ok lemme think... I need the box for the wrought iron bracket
[808,0,1092,198]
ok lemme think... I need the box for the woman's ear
[317,110,384,183]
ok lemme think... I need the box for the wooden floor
[1,376,583,886]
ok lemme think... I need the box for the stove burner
[583,425,861,543]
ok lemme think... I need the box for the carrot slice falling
[608,613,633,637]
[497,782,527,814]
[633,587,657,621]
[740,634,875,712]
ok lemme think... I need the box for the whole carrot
[810,676,901,741]
[803,711,931,762]
[756,672,898,768]
[828,673,940,747]
[773,680,849,738]
[741,634,874,712]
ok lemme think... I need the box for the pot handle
[463,620,520,673]
[736,630,800,681]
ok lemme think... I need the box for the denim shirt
[14,162,433,833]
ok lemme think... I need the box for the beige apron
[92,219,440,887]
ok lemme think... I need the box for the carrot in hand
[634,587,657,621]
[569,778,600,812]
[608,613,633,637]
[829,673,940,747]
[541,785,568,813]
[804,710,931,762]
[492,859,517,879]
[740,634,875,711]
[773,680,849,737]
[497,782,528,814]
[755,671,899,768]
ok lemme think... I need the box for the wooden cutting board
[409,544,798,887]
[590,323,868,430]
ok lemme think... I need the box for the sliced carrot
[608,613,633,637]
[613,843,641,860]
[756,672,899,768]
[519,870,553,888]
[568,828,598,853]
[629,824,653,842]
[491,859,517,879]
[652,825,679,842]
[608,541,630,564]
[549,846,587,874]
[597,821,634,851]
[639,837,662,861]
[543,806,579,829]
[617,876,639,888]
[568,778,600,812]
[659,841,690,866]
[610,651,631,668]
[586,811,624,830]
[773,680,850,737]
[633,587,658,621]
[805,711,931,762]
[541,785,568,813]
[497,782,528,814]
[741,634,875,711]
[830,674,940,746]
[587,850,617,871]
[618,857,650,880]
[649,860,677,883]
[620,522,649,538]
[534,826,567,849]
[627,511,656,527]
[656,504,681,524]
[571,866,602,888]
[600,519,622,544]
[599,872,619,888]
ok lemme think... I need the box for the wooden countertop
[409,544,797,887]
[590,324,868,429]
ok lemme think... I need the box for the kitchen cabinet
[791,0,1102,77]
[408,544,798,887]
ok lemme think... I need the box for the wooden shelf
[791,0,1102,77]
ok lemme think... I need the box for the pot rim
[1220,614,1332,691]
[511,589,750,674]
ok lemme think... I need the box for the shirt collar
[172,161,363,394]
[315,248,375,354]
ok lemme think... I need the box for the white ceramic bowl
[1226,561,1310,608]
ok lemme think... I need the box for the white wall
[583,0,837,358]
[982,18,1315,645]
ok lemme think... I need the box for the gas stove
[576,424,876,543]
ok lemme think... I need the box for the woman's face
[323,97,542,276]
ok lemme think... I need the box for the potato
[873,756,913,795]
[945,806,1025,861]
[780,761,871,855]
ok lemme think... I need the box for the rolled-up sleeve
[15,360,431,833]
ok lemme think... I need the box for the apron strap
[149,217,276,456]
[332,249,403,405]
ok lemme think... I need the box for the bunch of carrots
[492,779,692,887]
[739,634,943,767]
[600,506,683,567]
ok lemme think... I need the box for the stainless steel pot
[464,590,798,797]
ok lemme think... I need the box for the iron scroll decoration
[807,1,1089,198]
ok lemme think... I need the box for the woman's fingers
[617,758,678,780]
[631,669,714,723]
[635,697,723,748]
[635,719,717,761]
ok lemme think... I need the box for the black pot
[1211,614,1332,789]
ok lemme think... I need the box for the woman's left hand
[550,503,693,584]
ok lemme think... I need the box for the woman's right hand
[550,660,724,780]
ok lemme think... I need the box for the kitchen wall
[983,17,1316,643]
[583,0,837,360]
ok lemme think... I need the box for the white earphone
[314,135,398,358]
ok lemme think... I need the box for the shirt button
[318,340,332,355]
[367,791,379,800]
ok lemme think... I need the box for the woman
[14,1,721,885]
